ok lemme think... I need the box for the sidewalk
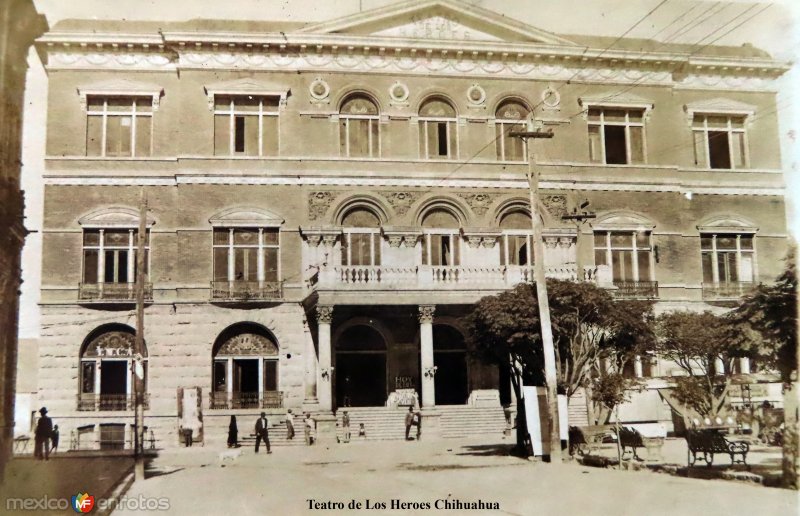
[0,455,133,515]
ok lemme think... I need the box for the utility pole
[510,117,561,463]
[134,189,147,480]
[561,201,596,281]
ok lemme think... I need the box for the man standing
[405,406,415,440]
[285,409,295,440]
[304,413,315,446]
[34,407,53,460]
[342,410,351,443]
[255,412,271,454]
[50,425,60,455]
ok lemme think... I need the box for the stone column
[418,305,436,408]
[303,315,318,407]
[739,357,751,375]
[418,305,442,440]
[634,355,644,378]
[316,305,334,411]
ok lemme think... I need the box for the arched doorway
[335,325,387,407]
[433,325,469,405]
[79,324,147,411]
[212,323,280,409]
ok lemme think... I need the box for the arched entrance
[335,325,387,407]
[212,323,280,409]
[79,324,147,411]
[433,325,469,405]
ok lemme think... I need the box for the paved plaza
[110,437,796,516]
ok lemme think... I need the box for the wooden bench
[568,425,613,456]
[685,429,749,467]
[617,426,646,461]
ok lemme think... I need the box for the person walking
[342,410,351,443]
[50,425,60,455]
[285,409,295,440]
[34,407,53,460]
[405,406,415,440]
[227,415,238,448]
[304,413,315,446]
[181,425,193,447]
[255,412,271,454]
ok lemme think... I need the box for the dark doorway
[99,361,127,395]
[335,325,388,407]
[336,354,387,407]
[433,325,469,405]
[234,359,259,393]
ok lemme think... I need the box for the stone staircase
[333,406,507,441]
[204,412,305,447]
[568,388,590,427]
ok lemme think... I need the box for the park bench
[568,425,614,456]
[616,426,646,461]
[685,429,749,467]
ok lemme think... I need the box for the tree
[655,311,738,418]
[468,279,656,448]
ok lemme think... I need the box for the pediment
[697,215,758,233]
[594,211,655,230]
[209,208,284,227]
[77,79,164,110]
[684,98,756,117]
[79,207,156,228]
[204,78,289,110]
[298,0,576,46]
[579,92,654,110]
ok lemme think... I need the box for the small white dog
[219,448,242,463]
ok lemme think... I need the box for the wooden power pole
[510,118,561,463]
[134,189,147,480]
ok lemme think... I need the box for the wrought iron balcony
[209,391,284,409]
[613,280,659,299]
[702,281,756,301]
[77,393,150,411]
[78,282,153,302]
[210,281,283,302]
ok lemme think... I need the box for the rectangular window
[212,227,281,283]
[501,234,533,266]
[419,120,456,159]
[586,107,647,165]
[692,115,748,169]
[263,360,278,392]
[81,362,96,394]
[213,96,280,157]
[496,122,526,161]
[700,233,756,284]
[86,96,153,157]
[593,231,653,282]
[213,360,227,392]
[424,233,460,266]
[340,231,381,266]
[82,229,149,284]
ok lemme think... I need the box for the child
[358,423,366,439]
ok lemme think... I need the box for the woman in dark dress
[227,415,238,448]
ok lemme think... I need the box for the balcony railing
[702,281,756,300]
[78,282,152,302]
[315,264,612,291]
[613,281,659,299]
[210,281,282,301]
[209,391,284,409]
[77,393,150,411]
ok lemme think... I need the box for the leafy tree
[729,250,797,383]
[655,311,739,418]
[468,279,656,445]
[589,372,637,425]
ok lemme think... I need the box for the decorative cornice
[204,78,290,111]
[300,226,342,247]
[316,305,334,324]
[77,79,164,110]
[684,98,757,125]
[382,226,422,248]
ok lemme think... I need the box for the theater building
[31,0,789,448]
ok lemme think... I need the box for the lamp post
[133,190,147,480]
[510,117,561,463]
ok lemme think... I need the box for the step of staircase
[568,388,590,427]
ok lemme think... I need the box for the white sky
[18,0,799,337]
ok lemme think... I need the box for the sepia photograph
[0,0,797,514]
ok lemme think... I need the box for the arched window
[421,208,461,266]
[339,94,380,158]
[211,324,281,409]
[499,209,533,266]
[79,326,147,411]
[495,100,529,161]
[418,97,457,160]
[341,207,382,267]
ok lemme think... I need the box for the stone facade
[0,0,47,477]
[30,1,790,447]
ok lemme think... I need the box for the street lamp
[510,118,561,463]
